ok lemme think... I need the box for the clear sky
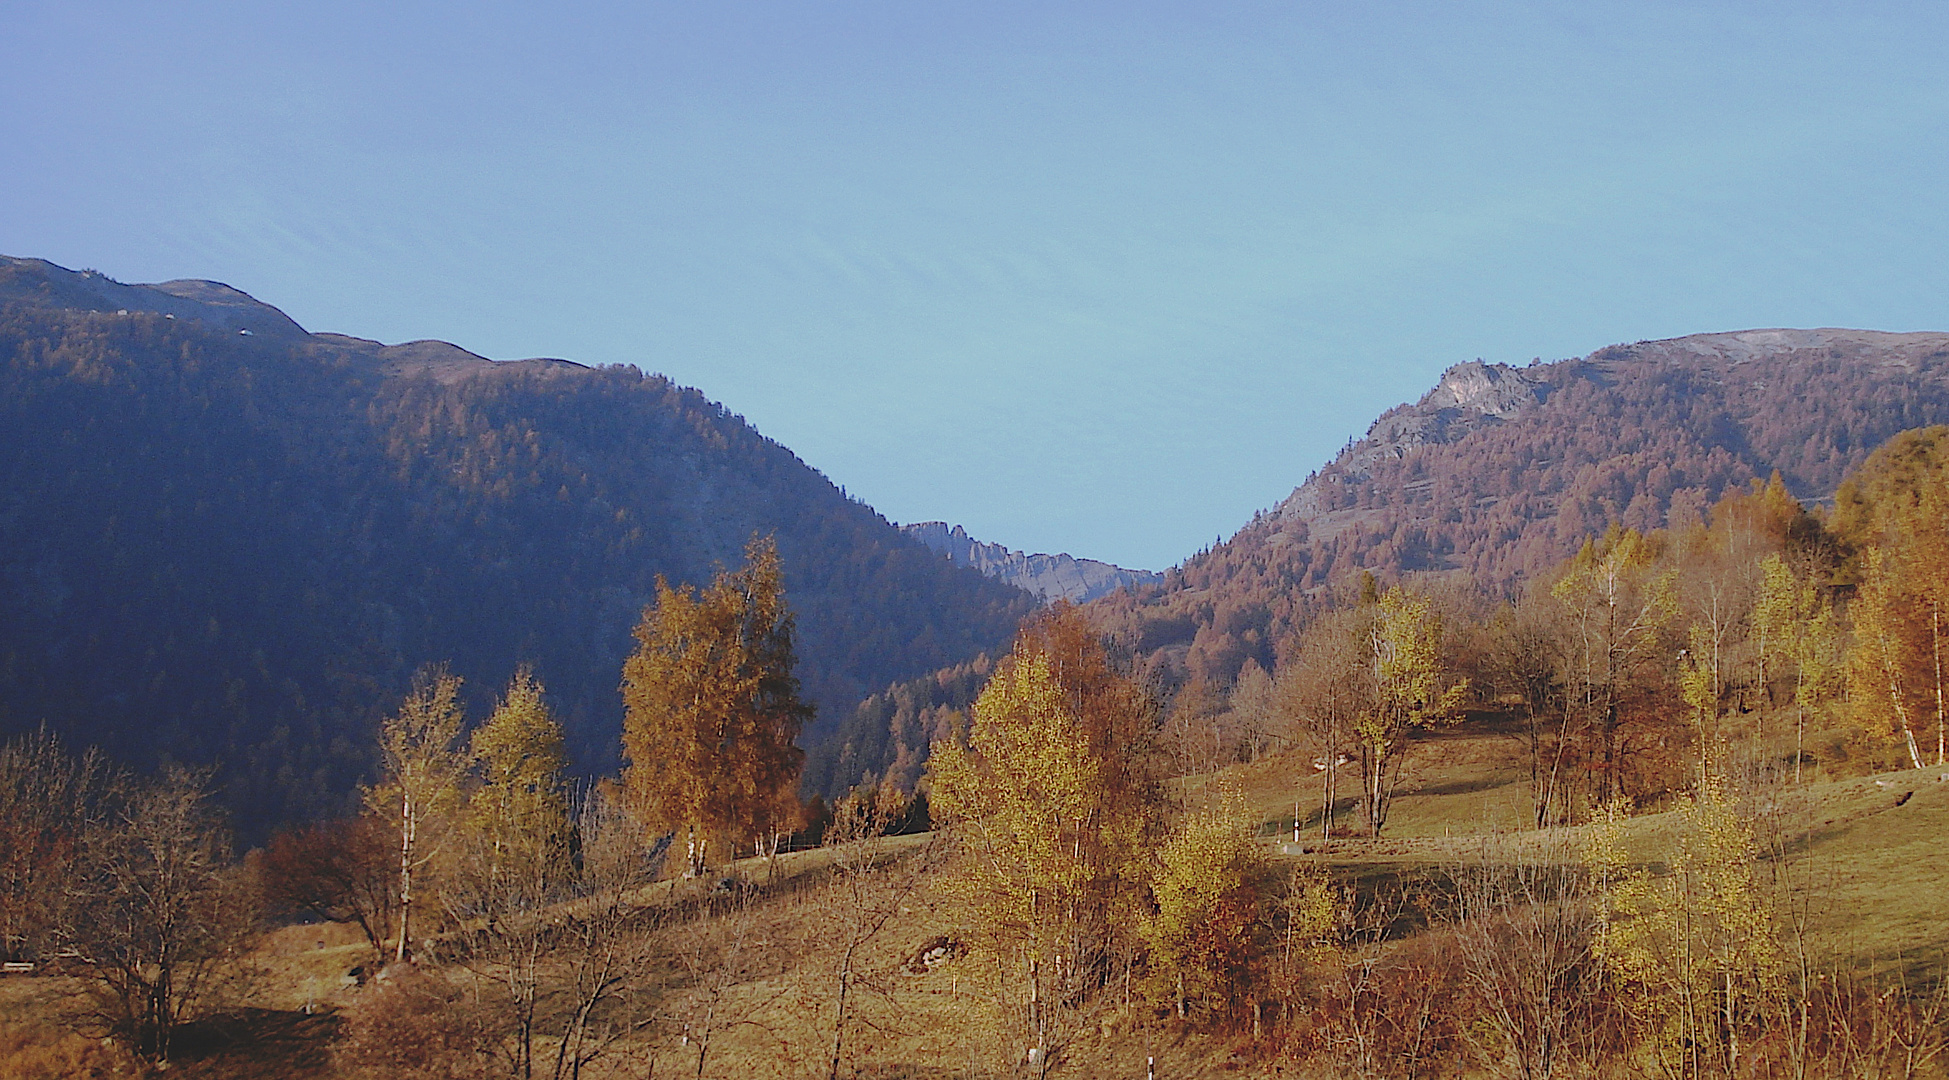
[5,2,1947,571]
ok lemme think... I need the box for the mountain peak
[0,256,311,340]
[903,522,1162,604]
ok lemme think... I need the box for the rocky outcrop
[902,522,1162,604]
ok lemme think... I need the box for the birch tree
[1354,588,1468,836]
[370,666,471,963]
[621,537,810,876]
[930,652,1104,1077]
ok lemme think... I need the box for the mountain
[0,256,1036,829]
[901,522,1163,604]
[1088,327,1949,696]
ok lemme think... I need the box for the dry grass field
[5,726,1947,1078]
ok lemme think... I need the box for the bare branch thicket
[801,801,941,1080]
[0,726,112,963]
[1449,837,1611,1080]
[445,785,672,1080]
[542,790,671,1080]
[1314,881,1461,1080]
[663,876,795,1080]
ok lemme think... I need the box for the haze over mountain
[1088,328,1949,699]
[0,256,1034,829]
[901,521,1162,604]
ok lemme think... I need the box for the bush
[333,969,493,1080]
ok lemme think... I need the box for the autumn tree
[1140,792,1268,1031]
[1354,587,1468,835]
[1480,593,1574,828]
[370,666,472,963]
[1847,548,1931,770]
[931,653,1100,1074]
[1832,431,1949,771]
[622,536,811,875]
[1551,527,1678,804]
[449,670,573,1080]
[1587,772,1782,1079]
[467,667,570,887]
[1753,553,1843,782]
[259,815,399,957]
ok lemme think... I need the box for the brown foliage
[257,816,398,957]
[0,1024,148,1080]
[333,969,494,1080]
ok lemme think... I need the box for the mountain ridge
[900,521,1163,604]
[1089,326,1949,700]
[0,255,1036,829]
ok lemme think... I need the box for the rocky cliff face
[902,522,1163,604]
[1277,360,1554,521]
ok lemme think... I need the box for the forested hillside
[1093,329,1949,699]
[0,258,1034,828]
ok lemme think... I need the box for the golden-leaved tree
[930,651,1101,1076]
[369,666,471,963]
[1140,791,1267,1030]
[467,667,570,884]
[1587,772,1781,1080]
[621,536,810,875]
[929,604,1161,1075]
[1836,425,1949,769]
[1354,587,1468,835]
[452,669,572,1080]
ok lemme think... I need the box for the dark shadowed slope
[0,256,1034,830]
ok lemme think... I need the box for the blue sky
[5,2,1948,570]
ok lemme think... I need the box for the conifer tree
[621,536,810,875]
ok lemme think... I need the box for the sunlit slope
[1206,727,1949,975]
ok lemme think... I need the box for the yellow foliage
[1588,773,1781,1077]
[467,667,570,883]
[621,536,810,871]
[930,652,1101,947]
[1140,789,1266,1022]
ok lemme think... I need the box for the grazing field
[6,725,1944,1078]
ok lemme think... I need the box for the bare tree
[1482,596,1575,828]
[544,788,669,1080]
[1278,607,1371,842]
[807,800,937,1080]
[67,766,256,1061]
[1449,839,1603,1080]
